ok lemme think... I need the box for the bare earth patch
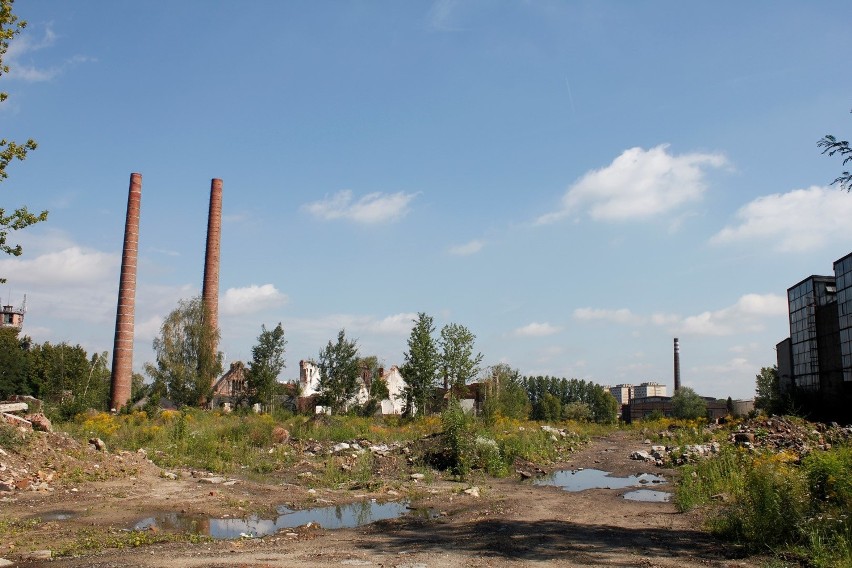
[1,429,762,567]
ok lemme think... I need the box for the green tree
[400,312,440,416]
[0,327,28,397]
[316,329,360,414]
[818,110,852,190]
[439,322,483,392]
[1,0,46,283]
[754,365,781,414]
[246,322,287,409]
[144,296,223,407]
[671,386,707,420]
[25,340,110,417]
[589,387,619,424]
[481,364,529,422]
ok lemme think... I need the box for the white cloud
[573,307,642,325]
[536,144,727,224]
[5,25,93,83]
[514,322,562,337]
[448,239,485,256]
[711,186,852,252]
[0,246,118,286]
[303,190,417,224]
[220,284,288,316]
[668,293,787,336]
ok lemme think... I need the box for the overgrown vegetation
[675,434,852,567]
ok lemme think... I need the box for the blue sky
[2,1,851,400]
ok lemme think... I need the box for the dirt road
[6,429,759,567]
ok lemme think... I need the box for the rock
[89,438,107,452]
[630,450,652,461]
[0,402,28,413]
[410,473,425,481]
[516,470,533,479]
[22,550,52,560]
[463,486,480,497]
[0,481,14,492]
[272,426,290,444]
[332,442,351,453]
[0,558,14,567]
[198,476,226,484]
[1,413,32,429]
[25,413,52,432]
[162,471,178,480]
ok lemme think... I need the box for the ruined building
[0,298,25,330]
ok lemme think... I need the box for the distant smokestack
[673,337,681,392]
[110,173,142,411]
[202,178,222,375]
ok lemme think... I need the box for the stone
[25,413,52,432]
[198,476,226,484]
[410,473,425,481]
[1,413,31,429]
[272,426,290,444]
[332,442,351,453]
[22,550,52,560]
[0,402,28,413]
[0,481,14,492]
[630,450,651,461]
[516,470,533,479]
[734,432,755,445]
[0,558,14,567]
[463,486,480,497]
[89,438,107,452]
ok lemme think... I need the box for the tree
[671,387,707,420]
[1,0,46,283]
[400,312,440,416]
[754,365,781,414]
[144,296,223,407]
[481,364,529,422]
[316,329,360,414]
[439,323,483,392]
[246,323,287,409]
[589,388,619,424]
[0,327,28,397]
[818,110,851,191]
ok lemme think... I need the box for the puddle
[533,468,666,492]
[133,500,415,539]
[36,510,77,521]
[622,489,671,502]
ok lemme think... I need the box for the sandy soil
[2,429,762,568]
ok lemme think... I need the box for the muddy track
[9,429,760,567]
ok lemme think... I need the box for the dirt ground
[2,429,763,568]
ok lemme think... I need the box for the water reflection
[622,489,671,502]
[533,468,666,492]
[133,500,413,539]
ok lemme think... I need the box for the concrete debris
[25,413,52,432]
[729,416,852,458]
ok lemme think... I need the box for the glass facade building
[786,276,838,391]
[833,252,852,383]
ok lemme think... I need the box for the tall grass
[677,443,852,568]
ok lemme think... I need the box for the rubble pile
[729,415,852,457]
[631,442,721,467]
[0,398,160,497]
[630,416,852,467]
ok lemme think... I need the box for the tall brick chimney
[673,337,681,392]
[202,178,222,374]
[110,173,142,411]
